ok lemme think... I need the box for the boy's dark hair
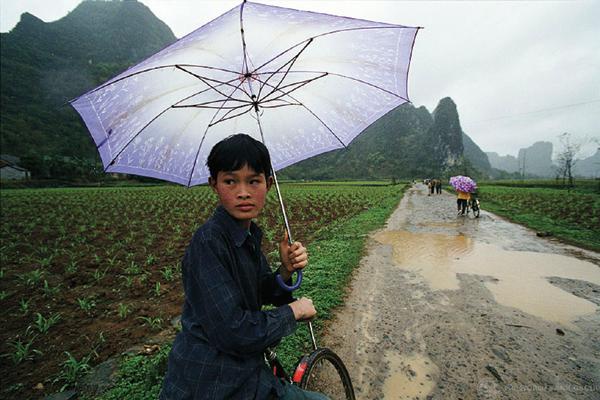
[207,133,272,179]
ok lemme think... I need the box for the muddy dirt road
[320,183,600,399]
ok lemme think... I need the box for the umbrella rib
[173,104,249,110]
[186,78,251,186]
[256,38,314,101]
[260,73,328,104]
[261,103,302,109]
[253,25,415,74]
[252,75,346,148]
[261,70,407,101]
[239,1,251,75]
[175,65,251,102]
[69,64,240,101]
[208,105,254,127]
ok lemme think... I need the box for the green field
[478,180,600,251]
[0,182,407,399]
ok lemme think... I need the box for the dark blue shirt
[161,206,297,400]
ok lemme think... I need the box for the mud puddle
[375,230,600,328]
[383,352,439,400]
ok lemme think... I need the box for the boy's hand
[289,297,316,321]
[278,231,308,281]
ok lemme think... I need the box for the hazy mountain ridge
[281,97,492,180]
[486,141,599,178]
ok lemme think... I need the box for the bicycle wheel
[472,200,480,218]
[295,347,355,400]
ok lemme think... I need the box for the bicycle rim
[298,348,355,400]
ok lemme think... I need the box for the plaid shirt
[160,206,297,400]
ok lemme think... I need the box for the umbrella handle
[276,270,303,291]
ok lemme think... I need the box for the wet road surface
[319,183,600,399]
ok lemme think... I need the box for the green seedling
[65,260,78,274]
[18,269,44,287]
[117,303,131,319]
[125,261,141,275]
[3,337,42,364]
[161,266,175,281]
[54,351,92,391]
[121,275,134,288]
[76,297,96,314]
[137,316,163,331]
[42,280,60,297]
[37,254,54,268]
[32,312,61,334]
[146,254,156,266]
[19,298,30,315]
[92,267,109,282]
[153,282,161,296]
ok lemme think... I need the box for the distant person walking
[435,179,442,194]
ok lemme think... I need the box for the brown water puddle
[375,231,600,328]
[383,353,439,400]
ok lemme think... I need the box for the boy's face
[209,164,272,227]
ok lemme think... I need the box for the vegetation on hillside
[0,0,176,162]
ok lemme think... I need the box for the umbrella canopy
[70,1,420,187]
[449,175,477,193]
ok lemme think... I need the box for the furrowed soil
[320,183,600,399]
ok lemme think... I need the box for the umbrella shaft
[254,109,294,245]
[272,166,294,245]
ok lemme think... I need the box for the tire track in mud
[319,184,600,399]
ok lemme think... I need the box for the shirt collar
[213,205,262,247]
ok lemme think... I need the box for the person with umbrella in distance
[449,176,477,216]
[160,134,329,400]
[456,189,470,215]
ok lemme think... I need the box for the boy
[160,134,327,399]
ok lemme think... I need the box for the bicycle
[271,223,355,399]
[265,320,355,400]
[467,196,480,218]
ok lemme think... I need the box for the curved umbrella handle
[276,270,303,291]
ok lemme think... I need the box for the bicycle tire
[472,200,480,218]
[296,347,355,400]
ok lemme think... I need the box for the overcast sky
[1,0,599,158]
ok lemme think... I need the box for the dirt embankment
[320,184,600,399]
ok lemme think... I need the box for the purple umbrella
[449,175,477,193]
[71,1,420,290]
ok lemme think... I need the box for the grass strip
[92,184,407,399]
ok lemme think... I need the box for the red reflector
[292,361,308,383]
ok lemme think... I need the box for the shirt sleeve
[183,232,297,358]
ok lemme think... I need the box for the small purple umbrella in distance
[449,175,477,193]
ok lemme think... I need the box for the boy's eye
[223,179,235,185]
